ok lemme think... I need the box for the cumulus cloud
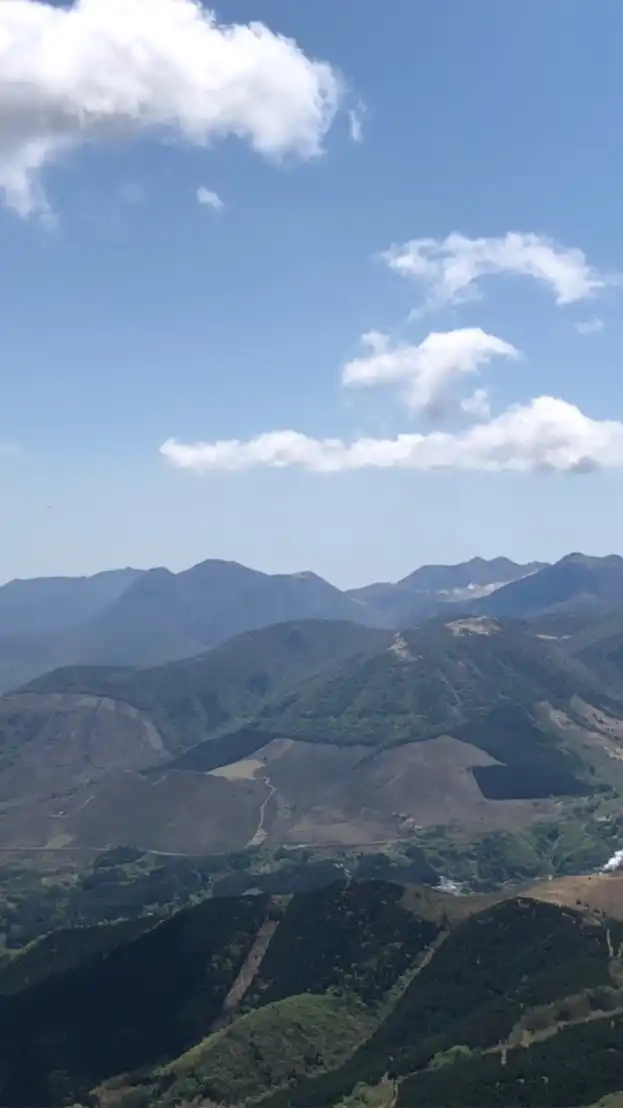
[575,316,604,335]
[342,327,519,414]
[0,0,343,217]
[160,397,623,474]
[197,186,224,211]
[382,232,613,313]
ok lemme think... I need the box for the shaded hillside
[257,896,623,1108]
[564,612,623,692]
[4,879,623,1107]
[477,554,623,621]
[0,880,439,1107]
[0,893,270,1106]
[244,880,438,1009]
[20,620,388,756]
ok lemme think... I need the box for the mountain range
[3,551,623,692]
[4,555,623,1105]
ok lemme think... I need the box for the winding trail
[246,775,276,848]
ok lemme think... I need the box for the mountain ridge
[0,554,546,691]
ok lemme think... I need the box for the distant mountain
[0,560,380,690]
[61,559,377,668]
[347,557,546,626]
[0,567,142,639]
[5,551,623,694]
[0,555,548,692]
[476,553,623,620]
[400,555,546,593]
[2,878,623,1108]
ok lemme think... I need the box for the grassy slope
[131,994,372,1107]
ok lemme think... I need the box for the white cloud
[342,327,519,414]
[461,388,491,421]
[382,232,613,313]
[575,316,604,335]
[0,0,343,217]
[160,397,623,474]
[197,186,224,211]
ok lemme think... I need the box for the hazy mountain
[400,555,546,592]
[4,551,623,694]
[347,557,547,626]
[476,553,623,620]
[0,567,142,638]
[0,560,379,690]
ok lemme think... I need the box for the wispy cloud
[161,397,623,474]
[575,316,604,335]
[196,186,224,212]
[0,0,343,218]
[382,232,615,314]
[348,102,365,144]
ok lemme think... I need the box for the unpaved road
[247,776,276,847]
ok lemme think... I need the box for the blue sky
[3,0,623,587]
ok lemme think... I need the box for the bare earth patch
[235,735,559,848]
[446,617,501,636]
[524,874,623,921]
